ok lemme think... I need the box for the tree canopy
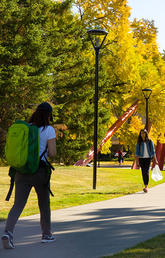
[1,0,165,164]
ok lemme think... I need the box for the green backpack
[5,120,54,201]
[5,120,39,174]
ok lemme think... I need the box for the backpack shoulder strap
[5,167,17,201]
[39,146,55,197]
[40,147,47,160]
[5,177,14,201]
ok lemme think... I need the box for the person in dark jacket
[117,150,123,165]
[136,129,158,193]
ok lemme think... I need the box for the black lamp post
[142,88,152,131]
[87,28,108,189]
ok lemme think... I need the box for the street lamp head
[87,29,108,36]
[142,88,152,99]
[87,28,108,49]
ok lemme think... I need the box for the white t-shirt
[39,125,56,161]
[143,142,150,158]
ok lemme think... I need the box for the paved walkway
[1,183,165,258]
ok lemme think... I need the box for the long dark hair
[29,110,50,128]
[29,102,53,128]
[137,129,149,144]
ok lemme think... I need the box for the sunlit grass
[1,165,165,221]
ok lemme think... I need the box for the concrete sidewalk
[1,183,165,258]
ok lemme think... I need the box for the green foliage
[0,0,55,130]
[49,10,111,164]
[1,0,165,164]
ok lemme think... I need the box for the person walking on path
[117,150,123,165]
[136,129,158,193]
[1,102,56,249]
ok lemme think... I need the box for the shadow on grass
[64,191,132,196]
[107,234,165,257]
[80,192,131,195]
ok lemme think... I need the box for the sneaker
[1,231,15,249]
[143,188,148,193]
[41,235,56,243]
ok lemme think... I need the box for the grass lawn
[1,164,165,220]
[105,234,165,257]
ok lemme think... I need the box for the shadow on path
[1,204,165,258]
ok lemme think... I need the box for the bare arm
[153,154,158,164]
[47,138,56,158]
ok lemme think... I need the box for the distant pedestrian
[1,102,56,249]
[117,150,123,165]
[136,129,158,193]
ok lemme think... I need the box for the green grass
[105,234,165,257]
[98,160,133,166]
[1,165,165,220]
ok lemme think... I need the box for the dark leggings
[139,158,152,186]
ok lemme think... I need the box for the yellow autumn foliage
[74,0,165,150]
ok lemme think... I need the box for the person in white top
[136,129,158,193]
[2,102,56,249]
